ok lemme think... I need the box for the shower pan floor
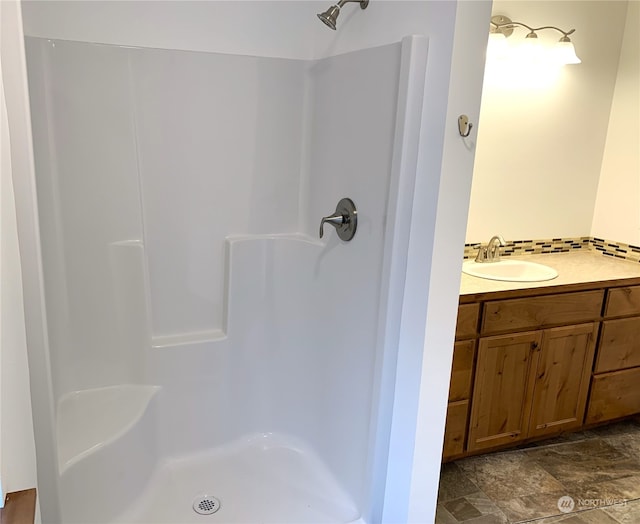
[113,433,363,524]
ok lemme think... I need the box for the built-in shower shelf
[57,385,160,473]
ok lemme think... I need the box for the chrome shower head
[317,0,369,30]
[317,5,340,30]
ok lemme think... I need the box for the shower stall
[11,1,492,522]
[24,32,425,524]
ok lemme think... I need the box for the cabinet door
[442,400,469,460]
[467,332,541,451]
[528,323,597,438]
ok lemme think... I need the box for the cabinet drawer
[456,303,479,339]
[605,286,640,317]
[595,318,640,373]
[449,340,475,402]
[482,290,604,335]
[442,400,468,460]
[586,368,640,424]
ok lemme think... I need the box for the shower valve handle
[319,198,358,241]
[319,213,345,238]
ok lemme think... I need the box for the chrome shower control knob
[319,198,358,241]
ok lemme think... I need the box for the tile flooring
[437,420,640,523]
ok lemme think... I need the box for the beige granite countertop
[460,251,640,297]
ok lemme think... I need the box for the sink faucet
[475,235,506,263]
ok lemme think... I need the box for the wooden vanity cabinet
[442,288,605,460]
[587,285,640,424]
[467,322,597,451]
[445,277,640,460]
[442,304,478,460]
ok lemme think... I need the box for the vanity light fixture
[490,15,581,64]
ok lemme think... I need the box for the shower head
[317,0,369,30]
[317,5,341,30]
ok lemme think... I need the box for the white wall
[466,0,628,243]
[591,0,640,246]
[22,0,448,62]
[405,1,491,520]
[0,0,38,505]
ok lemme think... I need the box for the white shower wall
[25,33,418,521]
[132,49,305,341]
[26,39,146,397]
[26,39,306,397]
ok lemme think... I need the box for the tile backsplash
[464,237,640,263]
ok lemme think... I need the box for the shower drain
[192,495,221,515]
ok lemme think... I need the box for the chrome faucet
[475,235,506,263]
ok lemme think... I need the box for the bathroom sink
[462,259,558,282]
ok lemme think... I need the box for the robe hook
[458,114,473,137]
